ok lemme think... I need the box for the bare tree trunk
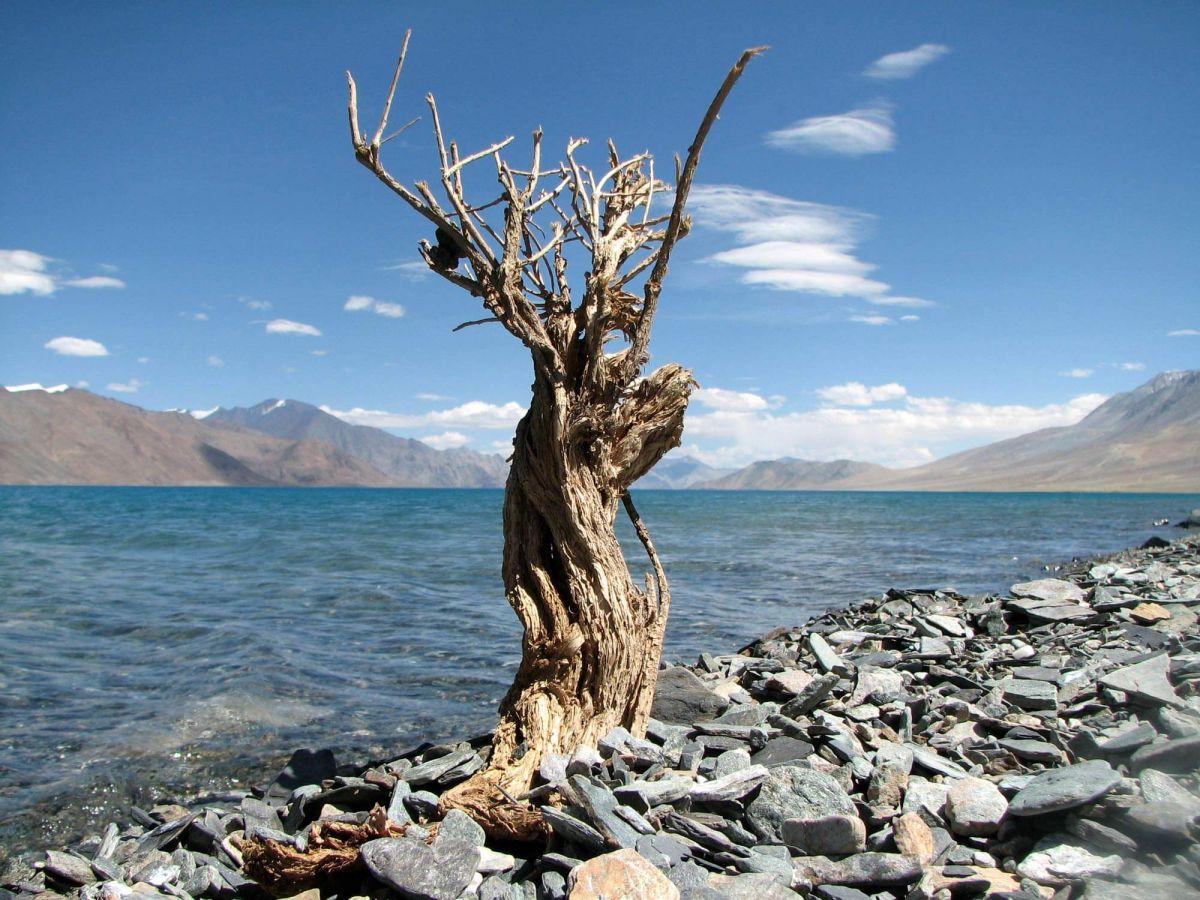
[342,35,764,840]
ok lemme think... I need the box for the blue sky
[2,2,1197,466]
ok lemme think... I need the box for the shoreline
[3,534,1198,899]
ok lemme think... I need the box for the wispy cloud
[107,378,145,393]
[344,295,406,318]
[323,399,526,431]
[863,43,951,80]
[681,384,1107,468]
[265,318,322,336]
[44,336,109,357]
[382,260,430,281]
[849,314,893,326]
[311,349,328,357]
[183,311,209,321]
[1059,368,1093,378]
[420,431,471,450]
[900,314,920,322]
[817,382,907,407]
[1118,362,1145,371]
[1168,328,1199,337]
[63,276,125,289]
[766,104,894,156]
[693,387,776,412]
[1,249,126,296]
[239,297,273,311]
[691,185,934,310]
[416,392,454,402]
[207,355,225,368]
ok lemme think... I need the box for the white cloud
[239,297,273,311]
[863,43,951,80]
[2,250,56,295]
[420,431,471,450]
[64,275,126,289]
[44,336,109,357]
[311,349,328,357]
[186,311,209,321]
[681,385,1108,469]
[323,399,526,431]
[850,314,893,326]
[1118,362,1145,371]
[1168,329,1198,337]
[817,382,908,407]
[692,387,773,412]
[1059,368,1093,378]
[766,105,895,156]
[691,185,934,310]
[344,295,406,318]
[207,355,225,368]
[190,406,218,419]
[266,318,322,336]
[107,378,145,393]
[383,260,430,281]
[1,249,126,295]
[416,392,454,401]
[900,315,920,322]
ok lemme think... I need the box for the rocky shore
[4,535,1199,900]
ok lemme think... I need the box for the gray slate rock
[1011,579,1087,604]
[651,667,730,724]
[1008,760,1122,816]
[1001,677,1058,711]
[794,852,923,887]
[360,836,480,900]
[745,765,856,842]
[1131,734,1200,772]
[782,814,867,855]
[1099,654,1183,707]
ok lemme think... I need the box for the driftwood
[346,32,765,841]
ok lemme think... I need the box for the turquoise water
[1,486,1196,853]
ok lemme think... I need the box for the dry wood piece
[346,30,764,841]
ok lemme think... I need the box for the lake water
[1,486,1196,856]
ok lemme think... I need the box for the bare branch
[452,316,503,332]
[445,136,517,179]
[373,29,412,147]
[624,45,767,382]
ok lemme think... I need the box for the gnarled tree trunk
[345,35,764,839]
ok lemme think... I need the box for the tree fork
[345,34,765,840]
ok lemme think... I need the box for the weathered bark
[345,34,765,840]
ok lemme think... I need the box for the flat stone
[848,667,905,707]
[687,765,768,803]
[1129,602,1171,623]
[902,779,950,825]
[745,765,857,842]
[780,674,839,718]
[1008,760,1122,816]
[793,852,923,887]
[435,809,484,848]
[782,814,866,856]
[1001,677,1058,711]
[1099,654,1183,708]
[765,669,813,695]
[892,813,935,863]
[946,776,1008,837]
[867,741,913,808]
[1017,837,1122,886]
[751,736,815,768]
[540,806,606,852]
[635,833,689,870]
[651,667,730,724]
[266,748,338,802]
[1011,579,1087,604]
[43,852,95,886]
[569,849,680,900]
[907,743,969,779]
[613,777,692,810]
[1120,801,1200,843]
[570,775,642,849]
[361,836,480,900]
[999,737,1062,763]
[1096,722,1157,754]
[1130,734,1200,772]
[1007,597,1096,622]
[707,871,796,899]
[404,749,478,787]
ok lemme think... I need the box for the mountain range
[1,371,1196,491]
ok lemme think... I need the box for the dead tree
[347,34,764,840]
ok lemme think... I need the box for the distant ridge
[206,399,508,487]
[694,458,886,490]
[0,388,393,486]
[693,371,1200,493]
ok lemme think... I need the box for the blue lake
[1,486,1196,854]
